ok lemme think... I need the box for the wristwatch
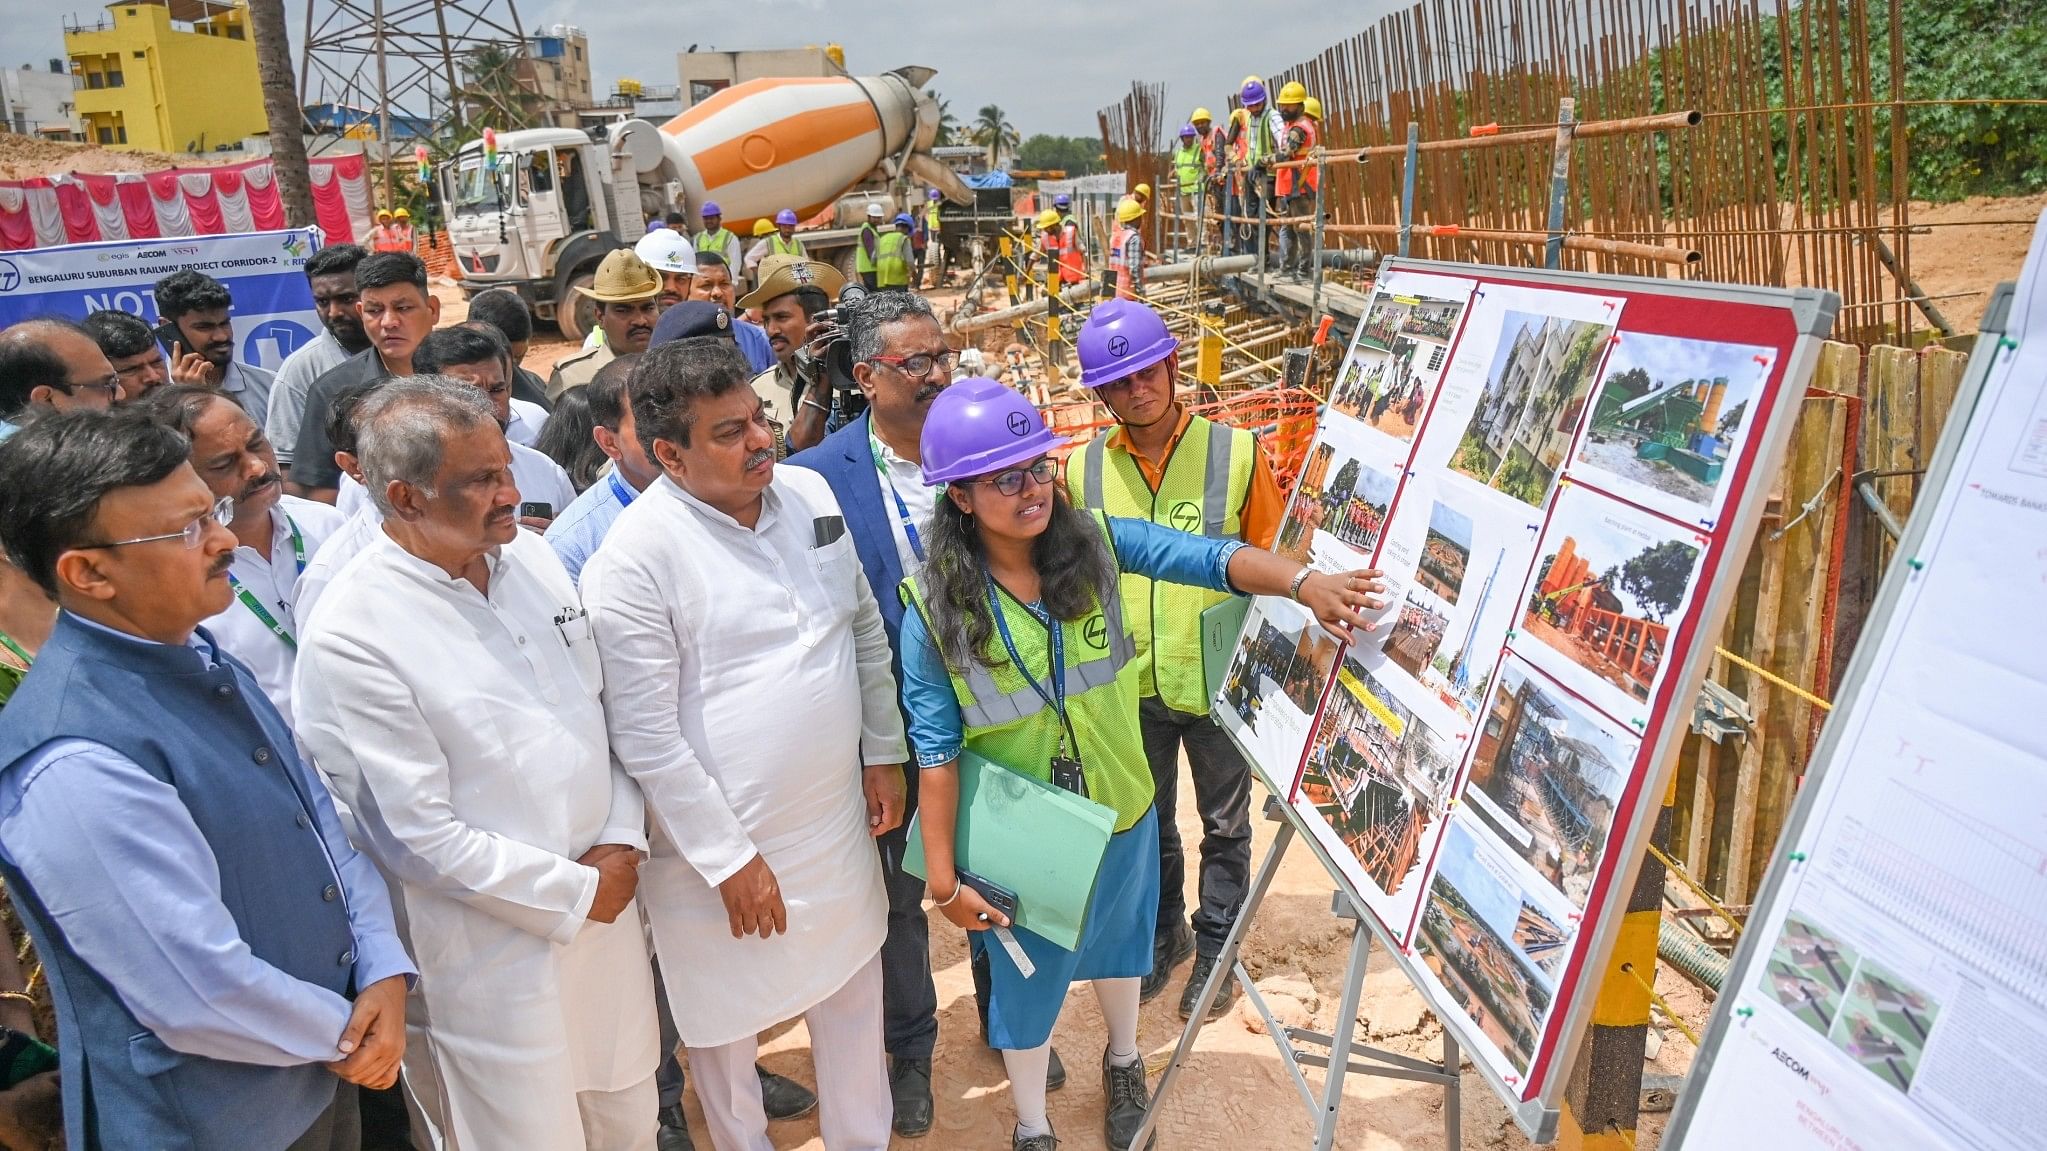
[1288,567,1314,602]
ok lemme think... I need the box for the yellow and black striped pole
[1559,771,1675,1151]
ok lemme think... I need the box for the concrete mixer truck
[439,65,972,340]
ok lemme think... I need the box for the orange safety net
[1041,384,1323,494]
[418,231,461,281]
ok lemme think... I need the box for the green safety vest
[876,231,912,287]
[925,204,942,235]
[695,227,735,255]
[898,512,1154,831]
[1065,415,1256,715]
[1173,142,1205,193]
[856,223,881,274]
[770,233,805,257]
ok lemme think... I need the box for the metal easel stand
[1132,797,1464,1150]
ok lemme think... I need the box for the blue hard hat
[1054,194,1072,208]
[700,201,721,217]
[894,212,915,226]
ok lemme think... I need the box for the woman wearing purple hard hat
[897,378,1384,1151]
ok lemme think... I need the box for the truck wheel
[555,273,598,343]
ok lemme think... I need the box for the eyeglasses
[973,458,1057,497]
[65,374,123,401]
[868,351,957,378]
[92,496,234,551]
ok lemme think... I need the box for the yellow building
[64,0,265,152]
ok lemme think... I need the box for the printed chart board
[1214,257,1837,1131]
[1666,215,2047,1151]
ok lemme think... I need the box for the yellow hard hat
[376,208,392,220]
[1134,183,1152,198]
[753,219,776,236]
[1191,106,1213,123]
[394,207,411,220]
[1303,96,1323,121]
[1036,208,1060,229]
[1278,81,1308,105]
[1116,197,1145,224]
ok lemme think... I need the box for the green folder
[904,751,1117,951]
[1202,597,1252,704]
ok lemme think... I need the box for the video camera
[794,281,871,425]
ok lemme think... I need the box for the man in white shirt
[142,385,343,725]
[294,377,660,1150]
[582,337,906,1151]
[404,326,575,528]
[294,377,389,631]
[267,244,374,476]
[152,269,277,425]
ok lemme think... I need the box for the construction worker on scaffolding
[1108,197,1148,301]
[1223,77,1279,256]
[1190,108,1225,251]
[1172,123,1205,252]
[1064,297,1290,1021]
[1271,82,1319,277]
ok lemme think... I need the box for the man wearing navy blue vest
[788,292,1066,1136]
[0,409,415,1150]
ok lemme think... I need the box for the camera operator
[743,256,877,456]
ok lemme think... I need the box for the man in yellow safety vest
[1063,297,1289,1020]
[877,214,915,290]
[856,202,886,291]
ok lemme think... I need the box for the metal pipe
[1286,109,1703,167]
[1318,221,1698,266]
[950,254,1261,333]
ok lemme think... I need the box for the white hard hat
[634,230,698,276]
[866,202,886,220]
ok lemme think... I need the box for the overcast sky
[11,0,1403,140]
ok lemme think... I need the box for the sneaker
[1179,953,1238,1021]
[889,1055,934,1138]
[1100,1047,1153,1151]
[1014,1127,1059,1151]
[1047,1046,1067,1093]
[656,1104,694,1151]
[757,1066,817,1122]
[1138,922,1195,1003]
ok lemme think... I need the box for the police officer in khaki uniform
[547,251,661,400]
[738,255,844,457]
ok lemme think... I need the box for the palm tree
[970,104,1019,169]
[930,93,959,146]
[459,43,545,134]
[245,0,315,226]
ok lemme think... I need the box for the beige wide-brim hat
[577,249,661,303]
[739,255,847,311]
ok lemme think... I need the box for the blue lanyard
[607,470,637,510]
[871,433,926,562]
[985,574,1077,757]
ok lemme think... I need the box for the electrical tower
[297,0,532,199]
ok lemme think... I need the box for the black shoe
[656,1104,695,1151]
[890,1055,934,1138]
[758,1066,817,1122]
[1179,952,1238,1021]
[1100,1047,1153,1151]
[1139,922,1195,1002]
[1047,1045,1067,1093]
[1014,1126,1059,1151]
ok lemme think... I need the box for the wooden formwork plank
[1915,347,1969,493]
[1861,345,1918,574]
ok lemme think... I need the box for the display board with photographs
[1211,258,1836,1123]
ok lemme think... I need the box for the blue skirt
[978,807,1160,1050]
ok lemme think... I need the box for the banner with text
[0,228,324,372]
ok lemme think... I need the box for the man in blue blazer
[789,292,1069,1137]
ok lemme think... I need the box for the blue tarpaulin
[961,171,1013,189]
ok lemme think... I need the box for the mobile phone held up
[153,319,183,357]
[518,502,554,520]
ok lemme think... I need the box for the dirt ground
[0,134,213,179]
[671,769,1710,1151]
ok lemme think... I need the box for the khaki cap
[739,255,846,311]
[576,250,660,303]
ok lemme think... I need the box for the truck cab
[443,127,644,342]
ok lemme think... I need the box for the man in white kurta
[293,378,660,1150]
[581,336,905,1151]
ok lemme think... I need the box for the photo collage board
[1214,261,1815,1103]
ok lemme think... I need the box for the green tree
[1617,540,1698,622]
[970,104,1020,168]
[929,91,959,146]
[459,44,545,134]
[1016,134,1106,174]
